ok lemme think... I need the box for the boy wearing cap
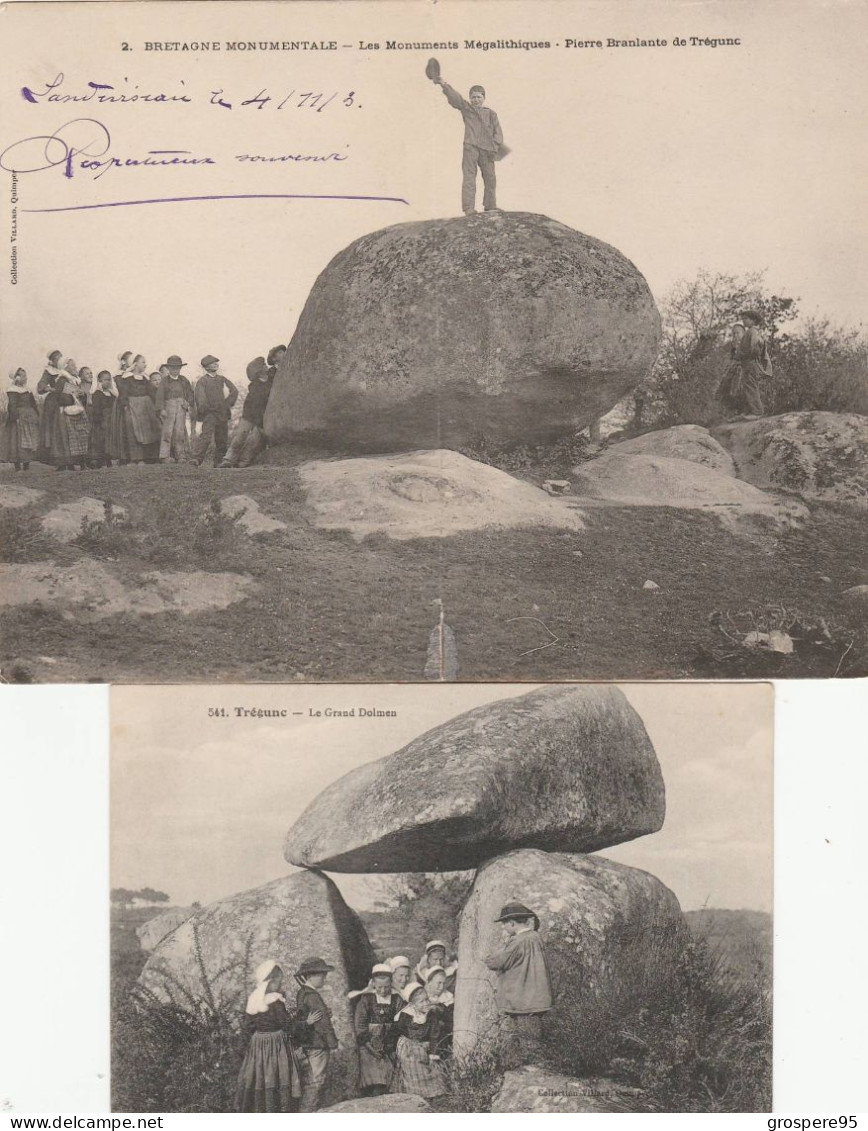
[483,901,553,1064]
[219,356,274,469]
[430,70,504,214]
[156,355,195,463]
[193,355,238,466]
[295,957,338,1111]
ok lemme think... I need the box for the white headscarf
[397,981,428,1022]
[8,368,27,392]
[245,959,285,1015]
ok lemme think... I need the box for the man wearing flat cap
[295,957,338,1111]
[155,355,195,463]
[483,901,553,1064]
[193,355,238,466]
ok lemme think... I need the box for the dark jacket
[241,377,273,429]
[155,374,194,413]
[240,999,311,1040]
[296,984,338,1051]
[194,372,238,419]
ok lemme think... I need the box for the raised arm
[482,938,521,972]
[438,81,469,112]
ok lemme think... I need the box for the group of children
[236,902,553,1113]
[1,345,285,473]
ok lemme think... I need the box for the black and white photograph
[0,0,865,684]
[110,681,772,1113]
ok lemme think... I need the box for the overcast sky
[2,0,865,388]
[111,682,773,914]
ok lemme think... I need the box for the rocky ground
[1,429,865,682]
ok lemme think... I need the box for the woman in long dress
[235,960,321,1113]
[53,361,91,471]
[89,371,118,468]
[1,368,40,470]
[390,982,448,1099]
[350,963,402,1097]
[108,352,133,463]
[421,966,454,1059]
[117,355,161,464]
[36,349,65,464]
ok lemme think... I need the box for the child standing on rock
[483,901,553,1065]
[427,58,506,215]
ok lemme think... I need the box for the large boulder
[322,1094,433,1113]
[265,212,660,452]
[135,906,193,951]
[713,412,868,507]
[453,849,685,1055]
[284,685,664,873]
[298,449,584,541]
[571,451,808,532]
[606,424,736,475]
[491,1067,640,1113]
[138,871,374,1060]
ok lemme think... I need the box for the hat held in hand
[425,57,441,81]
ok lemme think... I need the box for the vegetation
[629,269,867,430]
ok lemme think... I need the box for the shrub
[74,500,131,557]
[0,508,55,562]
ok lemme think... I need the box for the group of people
[236,902,553,1113]
[717,309,772,419]
[1,345,286,473]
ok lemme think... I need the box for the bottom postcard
[110,682,773,1113]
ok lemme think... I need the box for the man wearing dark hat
[155,355,195,463]
[295,957,338,1111]
[483,901,553,1064]
[219,356,274,469]
[193,355,238,466]
[732,309,772,418]
[429,66,504,214]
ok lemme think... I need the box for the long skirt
[124,398,161,462]
[357,1042,395,1091]
[1,409,39,462]
[38,393,59,461]
[89,408,114,463]
[235,1030,302,1113]
[391,1036,447,1098]
[53,412,91,461]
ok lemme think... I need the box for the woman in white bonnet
[235,959,322,1113]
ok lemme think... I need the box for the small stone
[643,579,660,591]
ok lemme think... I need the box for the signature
[0,118,215,180]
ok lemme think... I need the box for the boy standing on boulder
[428,59,505,215]
[483,901,553,1065]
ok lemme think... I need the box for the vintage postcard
[110,681,773,1113]
[1,0,866,684]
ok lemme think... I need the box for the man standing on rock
[483,901,553,1066]
[427,58,505,215]
[732,309,772,419]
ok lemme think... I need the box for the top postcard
[0,0,866,684]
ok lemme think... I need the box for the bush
[74,500,131,557]
[0,508,55,562]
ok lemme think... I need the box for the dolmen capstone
[264,212,661,452]
[283,685,665,873]
[453,848,686,1056]
[138,870,373,1060]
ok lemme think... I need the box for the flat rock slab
[41,497,128,542]
[322,1095,433,1113]
[492,1067,641,1113]
[299,449,585,541]
[0,484,44,509]
[265,211,660,451]
[455,849,685,1057]
[139,871,374,1062]
[0,561,255,619]
[606,424,736,475]
[713,411,868,507]
[284,685,664,873]
[841,585,868,611]
[219,494,287,534]
[571,452,808,533]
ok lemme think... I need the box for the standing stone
[284,686,665,873]
[138,870,374,1060]
[265,212,660,452]
[454,849,686,1055]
